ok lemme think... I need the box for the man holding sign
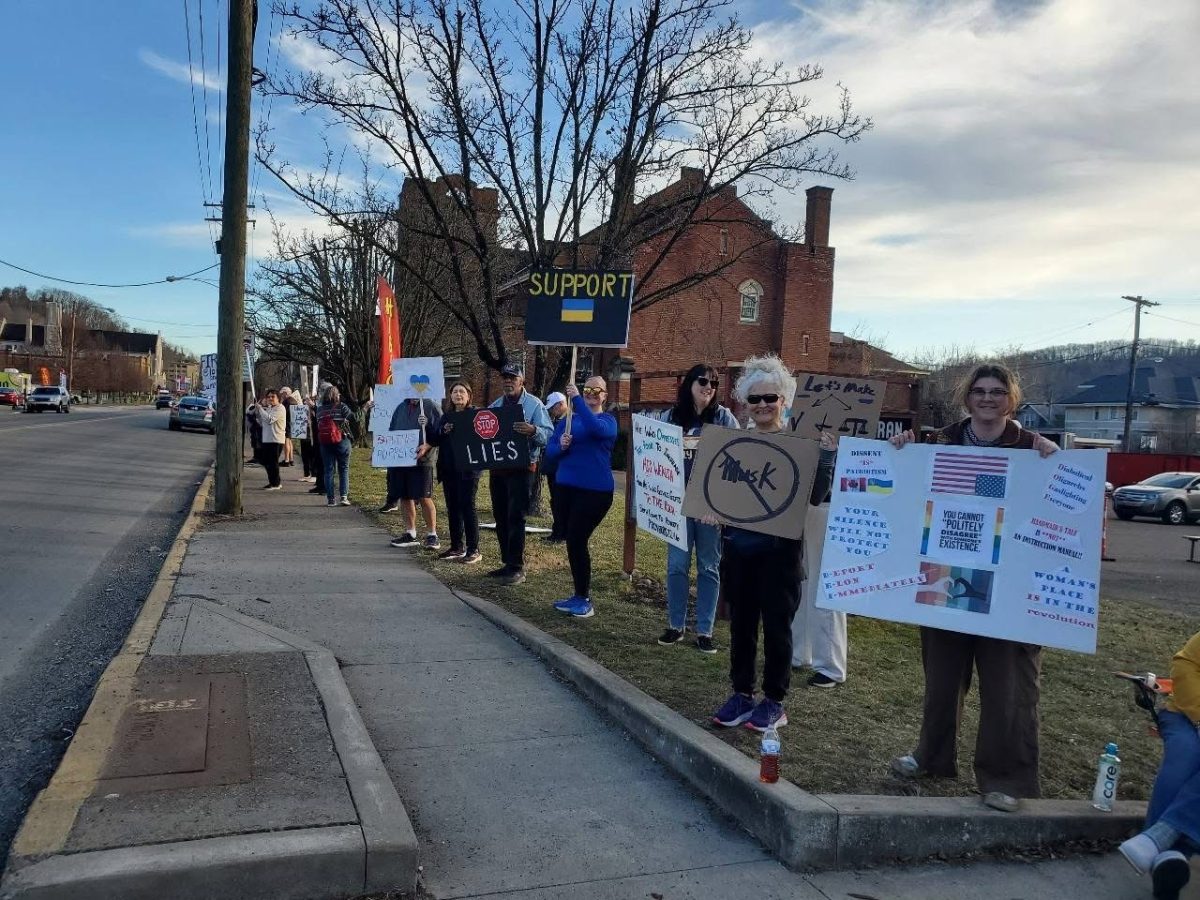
[385,396,442,549]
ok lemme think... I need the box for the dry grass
[349,449,1196,801]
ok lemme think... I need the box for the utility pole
[1121,294,1159,453]
[214,0,255,515]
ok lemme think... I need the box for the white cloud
[138,48,225,92]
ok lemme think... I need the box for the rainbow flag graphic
[561,297,595,323]
[920,500,934,555]
[992,507,1004,564]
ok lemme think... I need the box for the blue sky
[1,0,1198,361]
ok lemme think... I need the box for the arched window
[738,280,762,323]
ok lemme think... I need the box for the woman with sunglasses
[545,376,618,619]
[888,363,1058,813]
[658,364,739,653]
[710,355,836,733]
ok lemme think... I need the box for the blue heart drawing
[410,374,431,394]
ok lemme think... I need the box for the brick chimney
[804,186,834,247]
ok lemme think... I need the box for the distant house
[1060,366,1200,452]
[827,333,928,438]
[77,330,164,387]
[1015,402,1063,432]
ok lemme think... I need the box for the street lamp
[166,275,220,288]
[69,305,115,394]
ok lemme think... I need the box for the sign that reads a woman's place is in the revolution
[523,269,635,348]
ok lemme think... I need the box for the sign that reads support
[372,429,422,468]
[681,426,821,540]
[444,406,531,470]
[524,269,634,348]
[788,373,886,442]
[632,414,688,550]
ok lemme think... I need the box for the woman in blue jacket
[545,376,617,619]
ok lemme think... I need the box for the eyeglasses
[696,376,720,389]
[968,388,1010,398]
[746,393,780,405]
[581,386,606,397]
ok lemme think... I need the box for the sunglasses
[747,394,780,405]
[695,376,720,389]
[581,386,606,396]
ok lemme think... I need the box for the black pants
[443,476,480,553]
[258,442,282,487]
[560,484,613,598]
[300,438,317,477]
[489,469,532,571]
[547,473,566,540]
[724,539,803,702]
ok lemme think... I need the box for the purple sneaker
[711,693,756,728]
[744,698,787,732]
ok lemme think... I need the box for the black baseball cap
[500,362,524,378]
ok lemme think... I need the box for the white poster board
[631,414,688,550]
[390,357,446,403]
[289,406,308,439]
[200,354,217,401]
[371,429,421,468]
[369,384,405,434]
[817,438,1106,654]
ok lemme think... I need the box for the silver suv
[25,386,71,414]
[1112,472,1200,525]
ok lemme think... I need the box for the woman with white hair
[710,355,836,733]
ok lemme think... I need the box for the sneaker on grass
[657,628,685,645]
[390,532,418,547]
[424,533,441,550]
[339,496,351,506]
[553,597,578,612]
[379,502,399,513]
[485,565,510,578]
[890,754,922,778]
[695,635,717,654]
[807,672,839,688]
[563,597,593,618]
[744,698,787,732]
[502,569,526,586]
[461,550,482,564]
[438,548,466,560]
[711,693,756,728]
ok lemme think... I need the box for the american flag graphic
[931,451,1009,498]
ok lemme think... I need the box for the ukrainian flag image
[866,478,893,495]
[561,297,595,323]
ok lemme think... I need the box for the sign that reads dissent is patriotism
[444,406,531,471]
[524,269,634,348]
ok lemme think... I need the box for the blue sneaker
[553,596,578,613]
[744,698,788,732]
[711,693,756,727]
[565,597,594,618]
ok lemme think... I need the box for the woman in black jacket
[433,382,483,564]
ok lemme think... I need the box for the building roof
[828,333,928,376]
[87,330,160,354]
[1061,366,1200,406]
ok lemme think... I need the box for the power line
[1146,310,1200,329]
[198,0,215,201]
[0,258,219,288]
[183,0,216,247]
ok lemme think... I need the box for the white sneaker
[339,496,351,506]
[1119,833,1159,875]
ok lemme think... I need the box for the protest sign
[390,357,446,403]
[200,353,217,401]
[371,429,421,468]
[817,437,1106,653]
[289,405,308,439]
[681,426,821,540]
[788,373,885,442]
[524,269,634,348]
[369,384,405,434]
[632,414,687,550]
[444,406,531,470]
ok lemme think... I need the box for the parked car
[24,386,71,413]
[169,395,215,434]
[0,387,23,408]
[155,391,176,410]
[1112,472,1200,525]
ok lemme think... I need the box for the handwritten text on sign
[788,373,885,443]
[632,414,688,550]
[372,429,421,468]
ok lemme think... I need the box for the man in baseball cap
[542,391,568,543]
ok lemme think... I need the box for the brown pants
[913,627,1042,798]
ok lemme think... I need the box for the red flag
[377,277,400,383]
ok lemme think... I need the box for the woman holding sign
[710,355,836,733]
[432,382,483,564]
[888,363,1058,813]
[545,376,617,619]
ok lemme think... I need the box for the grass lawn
[349,448,1197,802]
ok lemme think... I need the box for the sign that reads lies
[445,406,531,471]
[788,372,886,442]
[524,269,634,348]
[631,414,688,550]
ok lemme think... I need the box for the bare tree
[258,0,869,377]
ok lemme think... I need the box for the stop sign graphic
[473,410,500,440]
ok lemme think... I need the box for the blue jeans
[321,439,351,501]
[666,519,722,636]
[1148,710,1200,848]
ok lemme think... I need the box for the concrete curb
[452,589,1145,871]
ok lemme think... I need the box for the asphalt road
[0,405,212,860]
[1102,511,1200,616]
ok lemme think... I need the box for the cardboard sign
[371,429,421,468]
[200,353,217,401]
[788,372,885,442]
[524,269,634,348]
[444,406,531,470]
[681,426,821,540]
[390,357,446,403]
[817,438,1106,654]
[369,384,405,434]
[289,405,309,439]
[632,414,688,550]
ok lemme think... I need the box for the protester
[486,362,552,586]
[545,378,617,618]
[887,363,1058,813]
[431,382,482,564]
[542,391,568,544]
[305,393,325,494]
[248,388,286,490]
[316,384,356,507]
[298,393,319,484]
[279,386,297,467]
[1118,631,1200,899]
[384,396,442,549]
[710,355,836,733]
[245,394,263,464]
[657,364,738,653]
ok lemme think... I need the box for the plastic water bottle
[1092,742,1121,811]
[759,721,781,784]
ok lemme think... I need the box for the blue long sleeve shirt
[546,395,618,492]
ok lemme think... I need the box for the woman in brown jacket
[887,363,1058,813]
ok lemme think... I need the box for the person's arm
[809,433,837,506]
[716,406,740,429]
[567,393,616,440]
[529,399,552,448]
[546,419,567,462]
